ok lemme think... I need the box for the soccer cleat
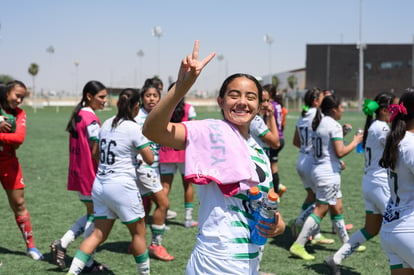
[355,245,366,252]
[166,209,177,220]
[82,260,110,273]
[289,243,315,260]
[184,220,198,228]
[148,244,174,261]
[27,247,44,261]
[277,184,287,197]
[332,223,353,234]
[324,255,341,275]
[311,234,335,245]
[50,239,67,269]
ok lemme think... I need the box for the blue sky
[1,0,413,95]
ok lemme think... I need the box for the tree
[271,75,280,90]
[0,74,14,84]
[28,63,39,96]
[287,74,297,90]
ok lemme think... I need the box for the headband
[388,102,407,123]
[362,99,379,116]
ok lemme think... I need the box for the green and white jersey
[134,108,160,169]
[96,116,150,183]
[250,115,270,151]
[194,135,272,260]
[296,107,317,154]
[312,116,343,173]
[364,120,389,179]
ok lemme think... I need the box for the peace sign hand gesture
[175,40,216,95]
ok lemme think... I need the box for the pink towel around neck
[182,119,259,196]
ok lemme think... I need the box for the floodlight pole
[152,26,163,76]
[357,0,364,109]
[264,34,273,79]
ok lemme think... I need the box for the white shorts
[362,176,390,215]
[92,179,145,224]
[160,162,185,175]
[381,230,414,269]
[186,249,260,275]
[78,192,92,203]
[312,172,342,205]
[136,166,163,196]
[296,153,315,191]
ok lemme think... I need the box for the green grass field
[0,105,389,274]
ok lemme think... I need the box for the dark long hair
[66,80,106,133]
[380,88,414,170]
[112,88,140,128]
[166,82,185,122]
[312,94,341,131]
[0,80,26,114]
[302,87,323,117]
[362,92,396,148]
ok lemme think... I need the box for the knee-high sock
[15,213,35,249]
[332,214,349,243]
[68,249,91,275]
[84,214,95,267]
[296,213,320,246]
[333,229,372,264]
[61,215,87,248]
[135,250,150,275]
[296,203,315,227]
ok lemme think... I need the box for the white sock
[135,251,150,275]
[61,215,87,248]
[296,214,319,246]
[84,215,94,239]
[296,203,315,227]
[333,218,349,243]
[333,229,367,264]
[151,224,165,246]
[185,207,193,221]
[68,250,90,275]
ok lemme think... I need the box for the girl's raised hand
[175,41,216,94]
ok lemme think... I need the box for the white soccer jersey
[364,120,389,179]
[188,105,197,120]
[135,108,160,169]
[192,135,273,261]
[96,116,150,182]
[296,107,317,154]
[382,131,414,232]
[250,115,270,150]
[295,108,318,189]
[312,116,343,173]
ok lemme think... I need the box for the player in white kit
[66,89,153,275]
[324,92,397,273]
[142,41,286,275]
[290,94,363,261]
[379,89,414,273]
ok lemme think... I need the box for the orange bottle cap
[268,191,279,202]
[249,186,260,195]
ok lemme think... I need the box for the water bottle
[355,129,364,153]
[248,186,263,228]
[250,191,279,245]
